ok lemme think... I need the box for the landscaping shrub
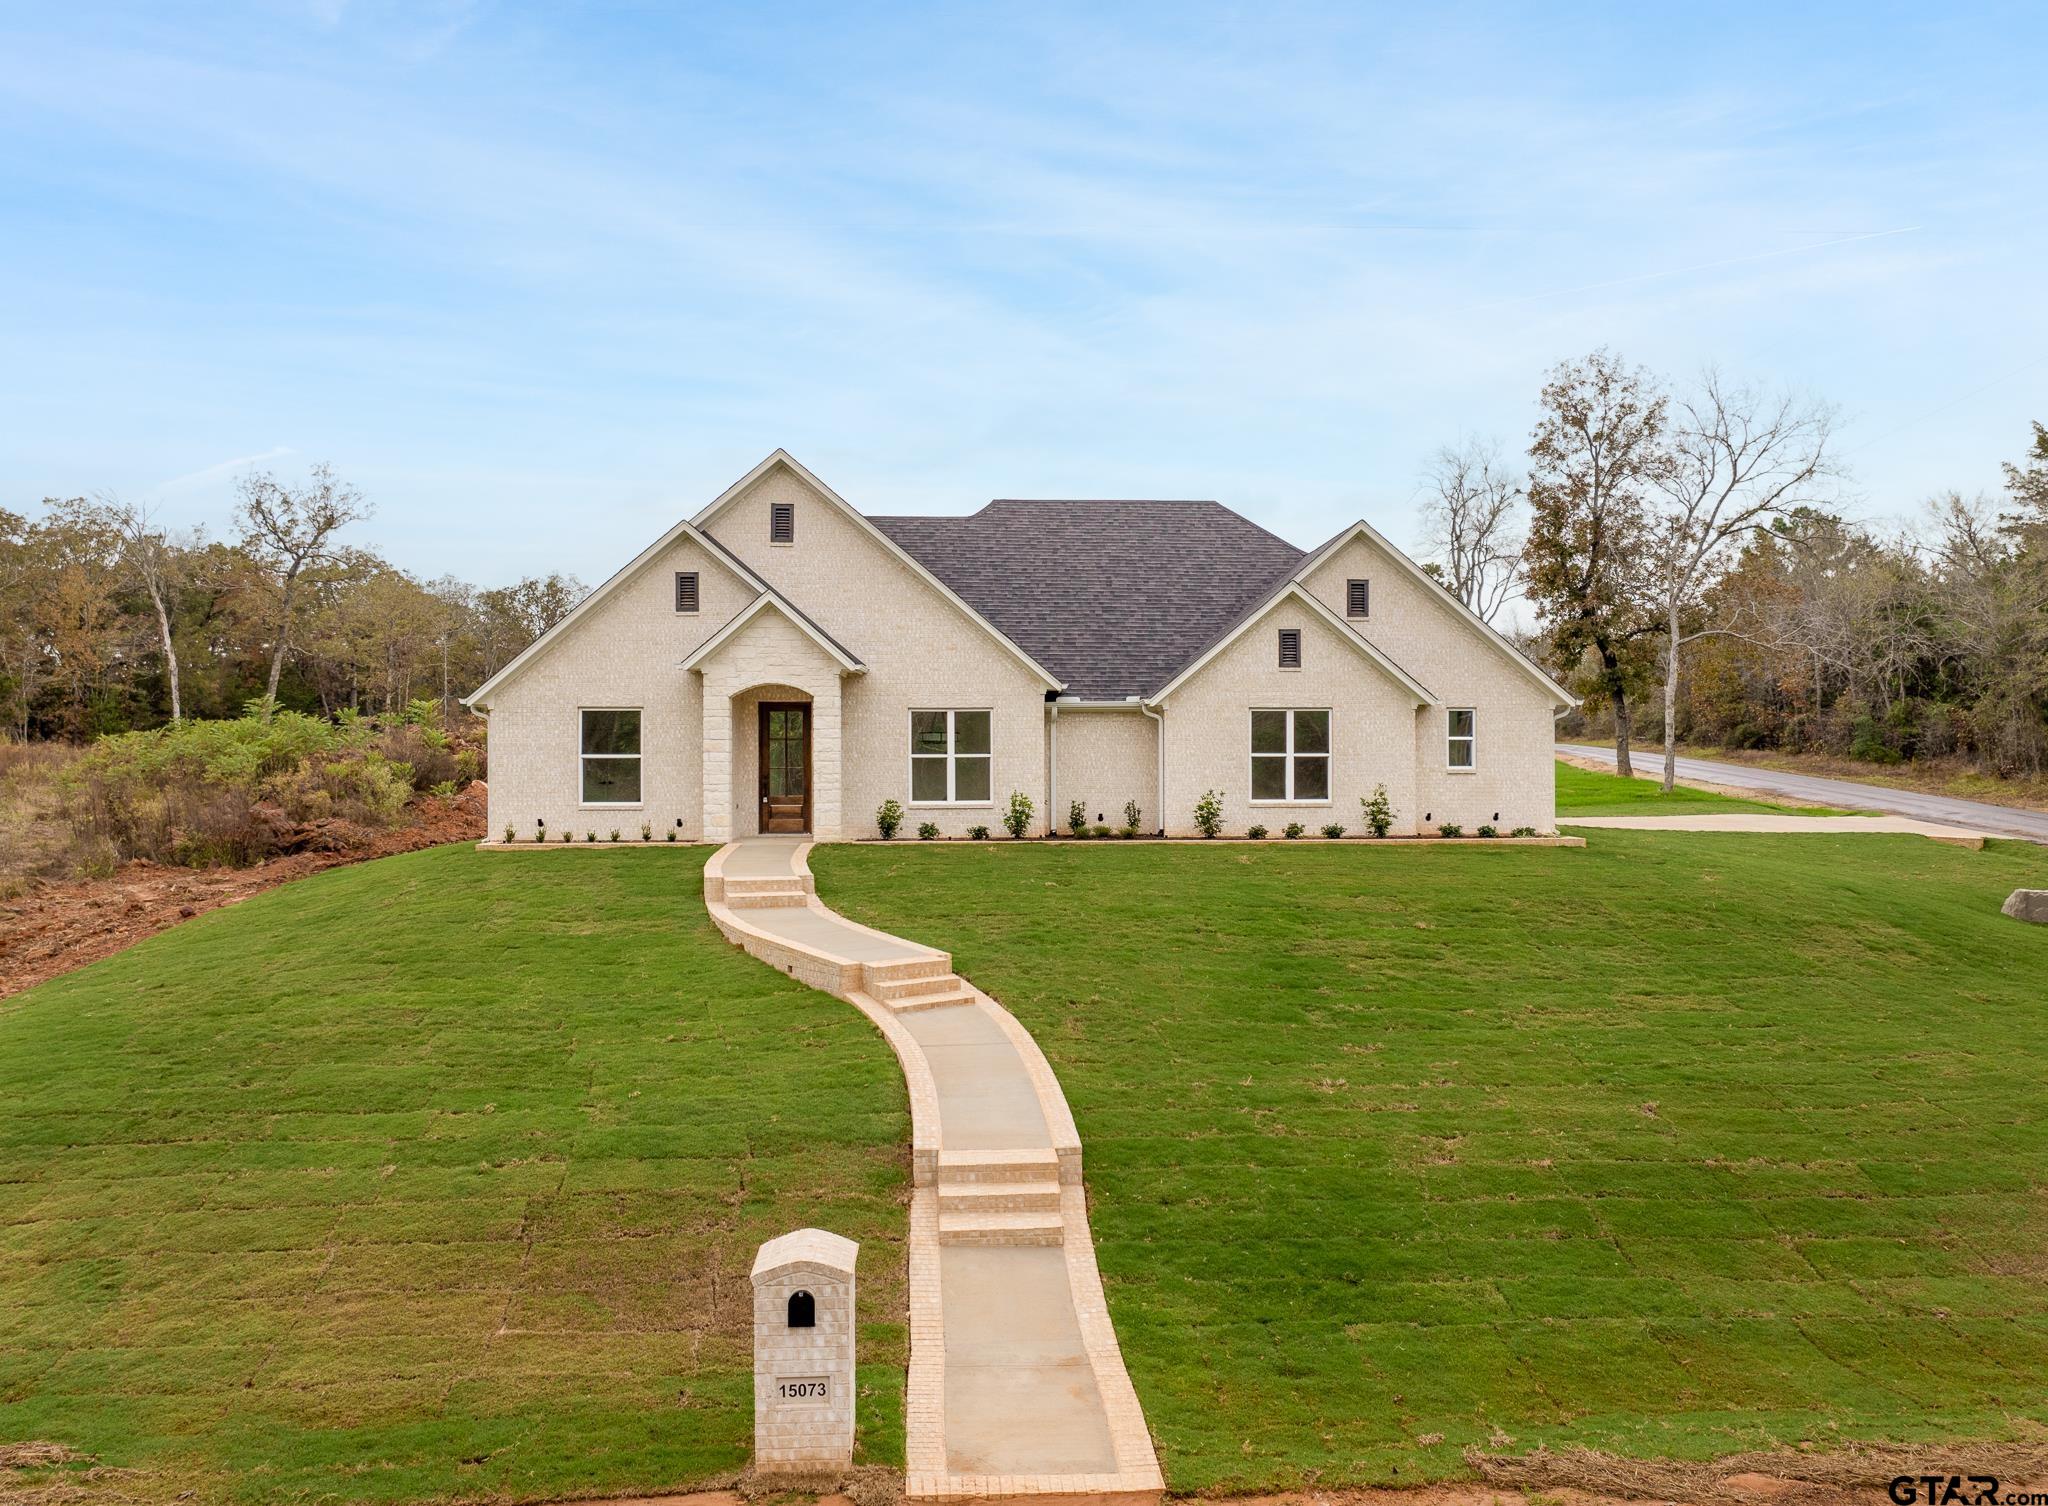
[1437,822,1463,837]
[1511,825,1538,837]
[1320,823,1346,839]
[875,798,905,839]
[1091,823,1112,838]
[1123,798,1143,832]
[1360,783,1394,838]
[639,821,652,841]
[61,708,418,868]
[1003,790,1034,838]
[1477,823,1499,838]
[918,821,940,840]
[1246,824,1267,839]
[1193,789,1224,838]
[608,829,620,843]
[968,824,990,840]
[1118,825,1138,839]
[585,831,597,842]
[1283,822,1304,839]
[1067,799,1088,837]
[503,823,515,843]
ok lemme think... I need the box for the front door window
[759,703,811,832]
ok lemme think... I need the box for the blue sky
[3,1,2043,591]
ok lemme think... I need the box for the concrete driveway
[1559,743,2048,843]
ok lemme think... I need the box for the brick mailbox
[751,1227,857,1471]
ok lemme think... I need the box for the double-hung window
[581,708,642,803]
[909,710,991,804]
[1447,708,1476,769]
[1251,708,1330,802]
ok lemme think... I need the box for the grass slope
[1554,760,1841,817]
[811,828,2048,1490]
[0,845,909,1504]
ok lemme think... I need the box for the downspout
[1140,700,1165,836]
[1047,701,1059,838]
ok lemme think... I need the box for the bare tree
[1648,372,1840,788]
[1523,350,1668,776]
[1419,436,1524,623]
[235,464,371,714]
[85,495,193,722]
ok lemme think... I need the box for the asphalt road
[1557,743,2048,843]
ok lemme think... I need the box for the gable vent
[674,571,699,613]
[1277,628,1302,669]
[770,502,796,543]
[1347,578,1370,617]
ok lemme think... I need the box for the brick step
[936,1147,1062,1185]
[864,956,952,989]
[871,971,963,1003]
[937,1208,1065,1247]
[886,987,977,1014]
[938,1179,1061,1214]
[726,891,809,910]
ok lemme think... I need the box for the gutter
[1139,699,1165,836]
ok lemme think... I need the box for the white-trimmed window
[581,708,642,804]
[909,709,991,804]
[1447,708,1476,770]
[1250,708,1330,802]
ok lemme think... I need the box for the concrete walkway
[1560,742,2048,842]
[702,839,1162,1504]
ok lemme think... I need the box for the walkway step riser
[937,1225,1066,1247]
[937,1152,1063,1185]
[887,991,977,1014]
[938,1185,1061,1213]
[865,958,953,986]
[727,892,811,910]
[872,972,962,1002]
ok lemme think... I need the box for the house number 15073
[776,1377,829,1402]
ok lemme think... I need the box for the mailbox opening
[787,1289,815,1328]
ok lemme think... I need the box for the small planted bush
[876,798,905,840]
[1067,799,1088,837]
[968,824,990,840]
[1091,823,1112,839]
[585,831,597,842]
[559,829,572,843]
[918,821,940,841]
[534,818,546,841]
[1511,825,1538,837]
[665,829,677,842]
[1437,822,1463,838]
[640,821,652,842]
[608,829,620,843]
[1321,823,1347,839]
[1004,790,1035,839]
[503,823,515,844]
[1284,822,1305,839]
[1361,783,1394,838]
[1118,825,1138,840]
[1246,824,1267,840]
[1193,789,1224,838]
[1123,799,1143,832]
[1477,824,1499,838]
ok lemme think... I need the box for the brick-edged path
[703,838,1163,1504]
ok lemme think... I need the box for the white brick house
[466,450,1571,840]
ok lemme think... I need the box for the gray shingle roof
[870,500,1306,698]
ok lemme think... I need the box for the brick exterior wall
[701,466,1054,839]
[1052,709,1159,833]
[1300,535,1559,833]
[1156,596,1423,836]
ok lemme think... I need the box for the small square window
[1347,579,1370,618]
[1277,628,1302,669]
[770,502,795,543]
[674,571,699,613]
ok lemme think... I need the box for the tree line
[1420,350,2048,786]
[0,465,586,740]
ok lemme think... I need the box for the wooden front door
[757,702,812,833]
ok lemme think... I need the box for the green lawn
[1554,758,1845,817]
[811,827,2048,1490]
[0,845,909,1504]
